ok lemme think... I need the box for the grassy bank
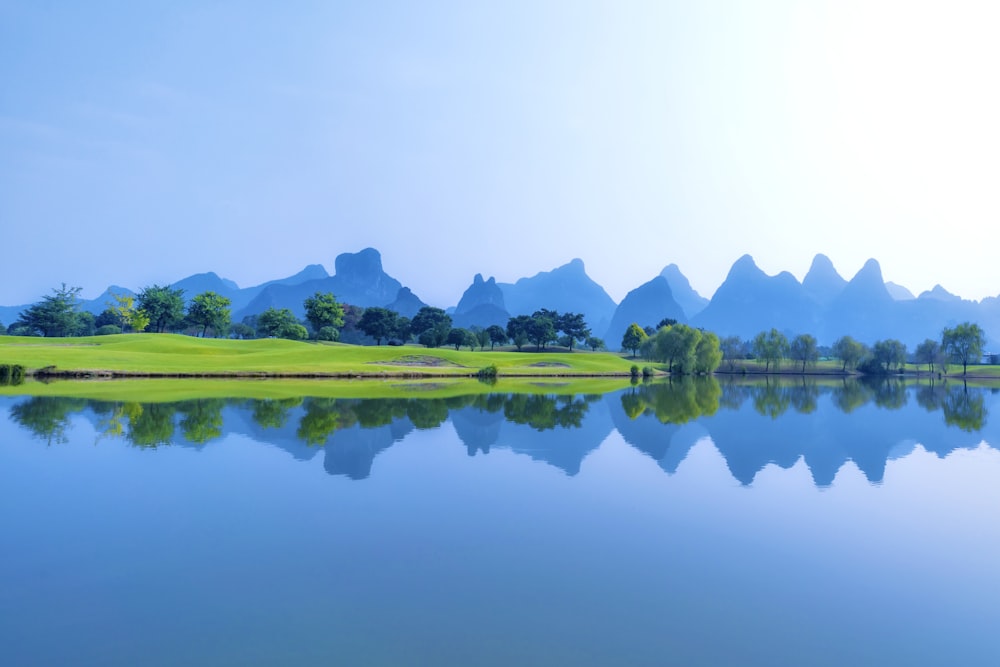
[0,333,637,378]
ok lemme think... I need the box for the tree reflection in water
[5,377,994,486]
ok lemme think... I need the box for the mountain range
[2,248,998,350]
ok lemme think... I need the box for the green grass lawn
[0,333,637,377]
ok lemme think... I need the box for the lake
[1,377,998,666]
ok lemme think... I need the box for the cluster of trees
[2,284,347,341]
[352,306,605,352]
[712,322,988,376]
[1,285,610,354]
[621,320,723,374]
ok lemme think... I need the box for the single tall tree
[187,291,232,338]
[138,285,186,333]
[621,323,647,358]
[18,284,83,337]
[790,333,819,373]
[303,292,345,338]
[942,322,986,376]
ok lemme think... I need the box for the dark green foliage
[138,285,186,333]
[257,307,305,339]
[585,336,605,352]
[187,291,232,338]
[556,312,590,351]
[95,309,119,329]
[506,315,533,351]
[411,307,452,348]
[357,307,398,346]
[96,324,121,336]
[448,327,471,351]
[630,365,640,378]
[316,326,339,342]
[17,284,83,337]
[477,364,499,384]
[487,325,508,350]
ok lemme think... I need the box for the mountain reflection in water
[7,378,995,487]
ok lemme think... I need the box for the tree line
[0,284,612,352]
[710,322,988,376]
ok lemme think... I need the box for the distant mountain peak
[802,253,846,304]
[456,273,505,315]
[919,284,961,302]
[659,263,709,318]
[726,254,763,280]
[885,281,915,301]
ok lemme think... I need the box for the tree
[487,325,508,350]
[231,322,255,339]
[138,285,185,333]
[527,311,558,351]
[187,291,231,338]
[872,339,907,373]
[472,327,490,351]
[556,312,590,352]
[652,323,702,374]
[789,334,819,373]
[448,327,472,351]
[832,335,866,373]
[357,307,397,346]
[108,292,148,333]
[720,335,744,371]
[752,329,789,372]
[303,292,345,338]
[506,315,533,352]
[914,338,944,374]
[411,307,452,348]
[17,284,83,337]
[257,307,304,339]
[694,331,723,373]
[655,318,678,330]
[621,323,647,358]
[585,336,605,352]
[942,322,986,376]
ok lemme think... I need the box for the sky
[2,1,999,309]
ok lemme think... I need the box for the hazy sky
[2,1,999,309]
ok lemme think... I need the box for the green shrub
[630,365,640,378]
[316,326,340,342]
[0,365,23,386]
[642,366,654,378]
[96,325,121,336]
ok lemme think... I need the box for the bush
[630,365,640,378]
[0,364,25,386]
[96,325,121,336]
[316,326,340,342]
[477,363,499,385]
[642,366,655,378]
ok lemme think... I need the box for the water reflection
[6,378,997,486]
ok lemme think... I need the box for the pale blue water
[1,380,998,666]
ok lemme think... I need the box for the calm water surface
[1,378,998,666]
